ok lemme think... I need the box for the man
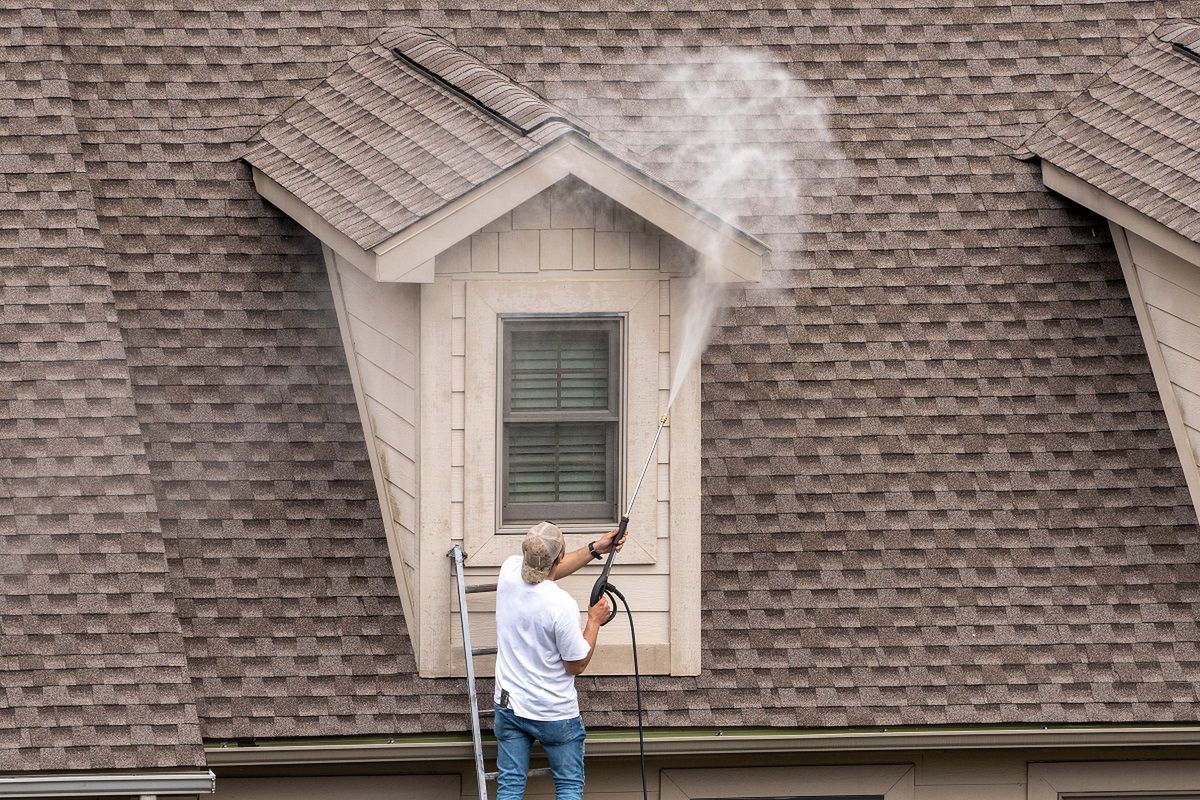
[493,521,623,800]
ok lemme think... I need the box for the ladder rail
[449,545,489,800]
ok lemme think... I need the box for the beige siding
[212,775,458,799]
[485,749,1200,800]
[325,250,422,646]
[1123,230,1200,483]
[434,177,677,278]
[326,176,705,676]
[426,176,698,677]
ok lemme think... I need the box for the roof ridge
[1019,28,1167,157]
[1153,17,1200,60]
[381,25,587,138]
[1171,41,1200,64]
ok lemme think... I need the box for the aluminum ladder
[449,544,554,800]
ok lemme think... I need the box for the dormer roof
[1025,20,1200,245]
[245,26,768,283]
[244,27,581,251]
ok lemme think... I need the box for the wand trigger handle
[589,515,628,613]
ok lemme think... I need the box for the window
[456,276,688,675]
[660,765,913,800]
[501,317,621,525]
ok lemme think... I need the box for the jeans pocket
[538,715,585,745]
[494,706,520,740]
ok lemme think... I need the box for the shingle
[0,10,203,774]
[5,0,1200,750]
[1026,20,1200,243]
[244,26,582,251]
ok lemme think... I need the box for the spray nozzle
[660,414,669,424]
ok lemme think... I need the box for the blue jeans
[494,705,586,800]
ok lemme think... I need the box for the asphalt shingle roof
[2,1,1200,762]
[244,26,581,251]
[1027,19,1200,242]
[0,5,203,774]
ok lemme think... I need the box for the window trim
[461,279,661,568]
[500,315,624,525]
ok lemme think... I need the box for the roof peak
[381,26,586,138]
[1152,18,1200,61]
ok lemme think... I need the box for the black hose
[602,583,647,800]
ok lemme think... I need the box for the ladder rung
[471,646,498,657]
[485,767,553,782]
[465,583,498,594]
[478,708,494,717]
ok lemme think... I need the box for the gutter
[205,726,1200,767]
[0,771,215,798]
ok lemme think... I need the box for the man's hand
[587,594,612,626]
[592,526,625,556]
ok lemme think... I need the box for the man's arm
[549,526,623,581]
[563,596,611,676]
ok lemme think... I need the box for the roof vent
[383,27,583,138]
[1173,41,1200,64]
[391,47,536,136]
[1156,19,1200,63]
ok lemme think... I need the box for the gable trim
[374,134,767,283]
[1041,161,1200,267]
[253,133,768,287]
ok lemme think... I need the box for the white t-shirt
[493,555,591,721]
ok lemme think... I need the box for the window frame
[460,279,662,568]
[1028,760,1200,799]
[499,315,624,525]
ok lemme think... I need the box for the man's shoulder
[544,581,580,616]
[497,555,522,588]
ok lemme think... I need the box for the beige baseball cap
[521,521,565,584]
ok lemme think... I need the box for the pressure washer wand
[589,414,669,613]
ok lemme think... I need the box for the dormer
[1025,20,1200,520]
[245,26,768,677]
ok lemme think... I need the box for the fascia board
[373,134,767,284]
[565,135,768,281]
[204,726,1200,766]
[1040,161,1200,266]
[250,167,381,281]
[566,135,769,256]
[0,771,215,797]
